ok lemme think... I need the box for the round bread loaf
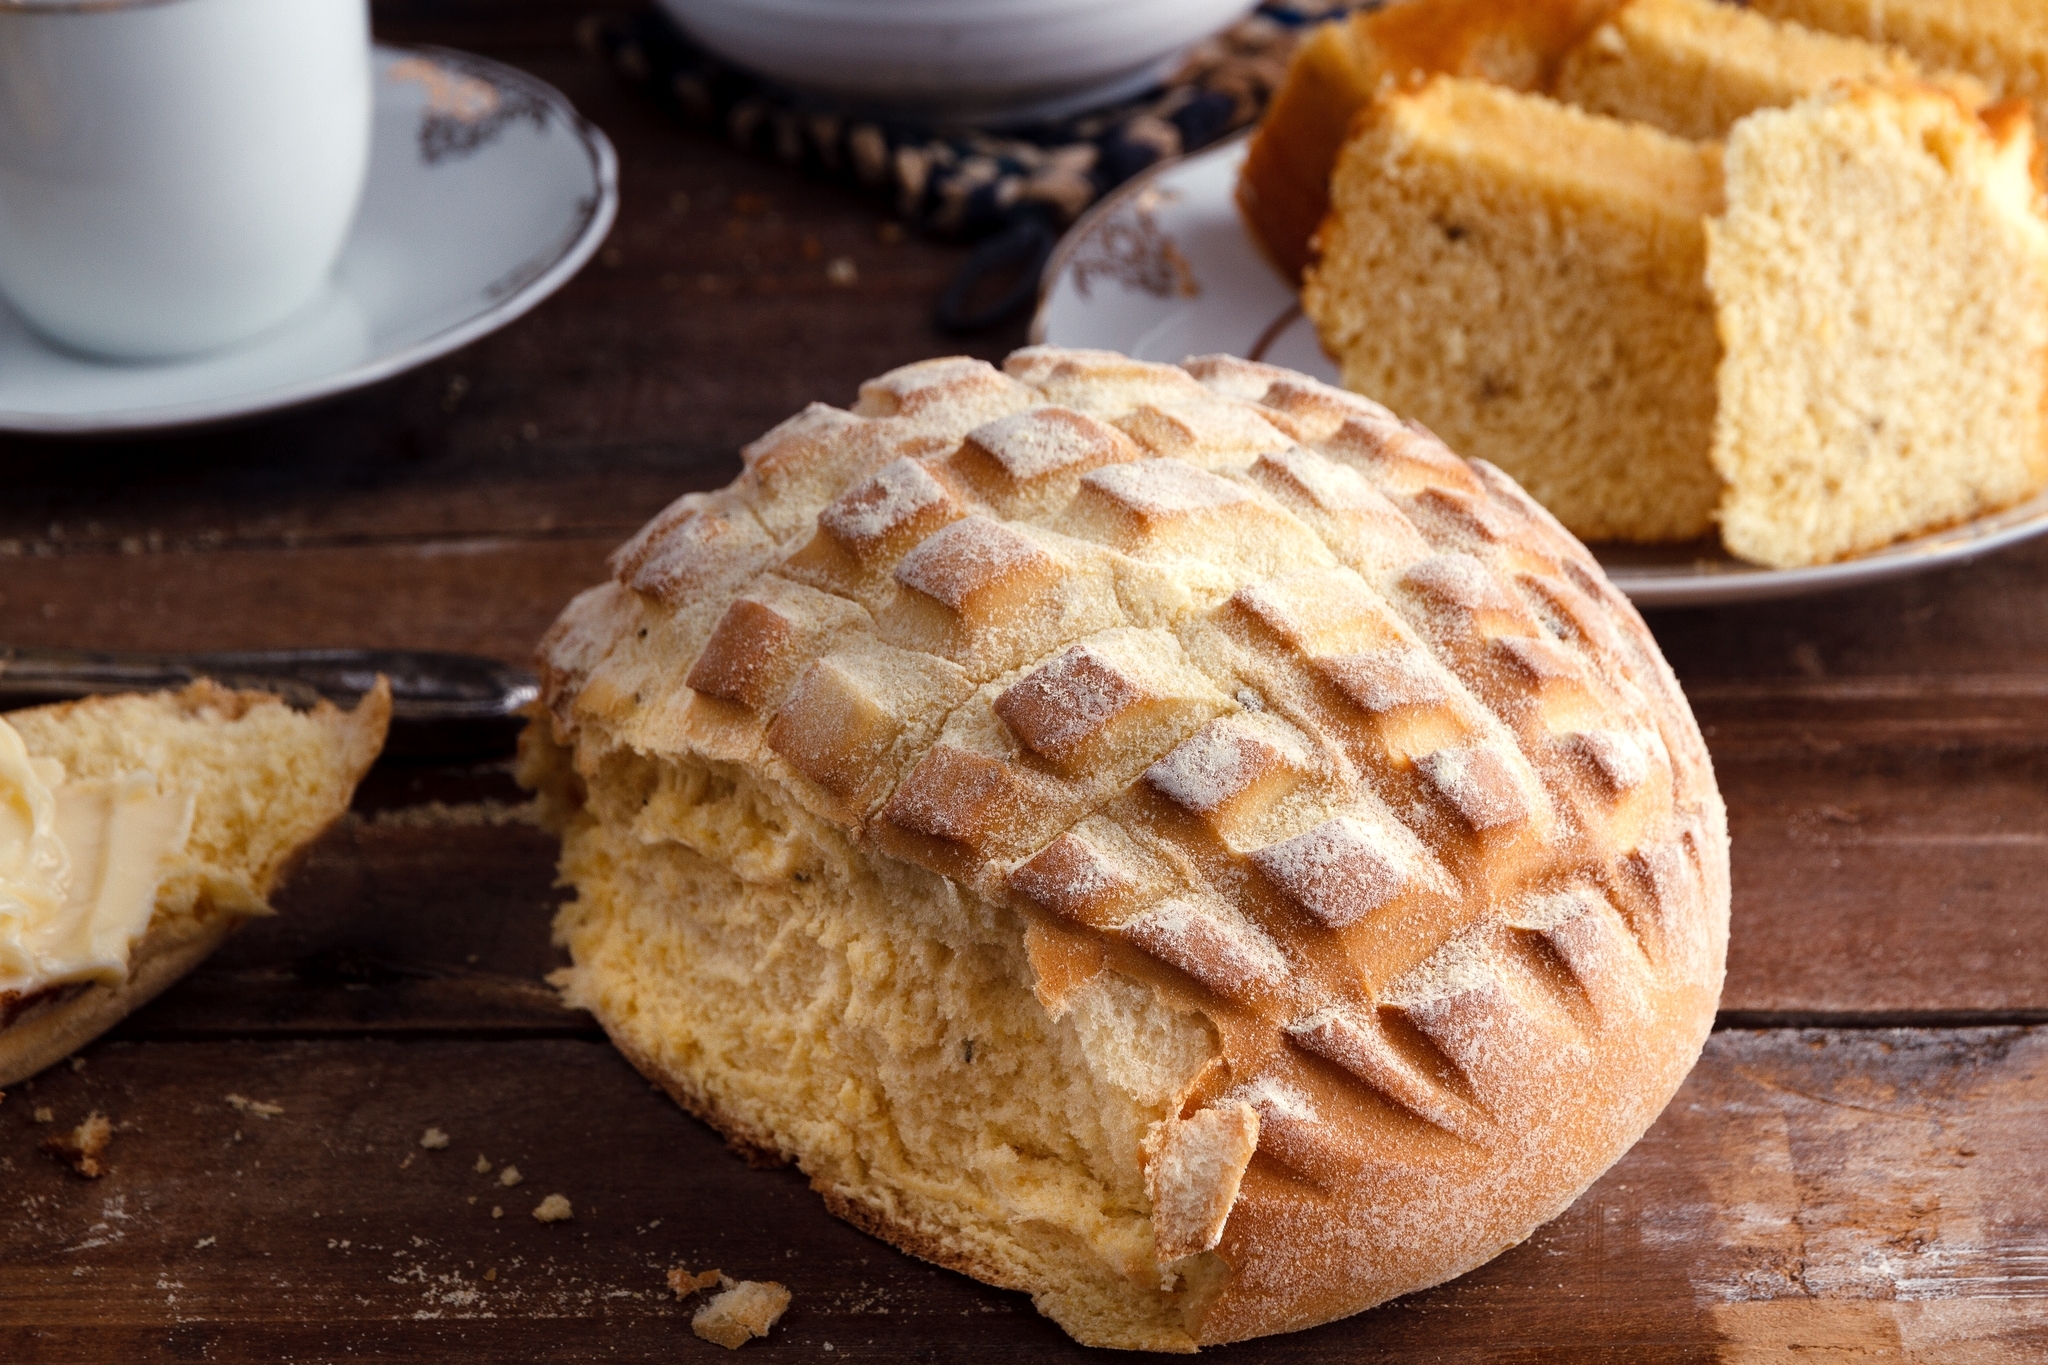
[526,347,1729,1350]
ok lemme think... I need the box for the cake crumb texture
[1302,77,1726,542]
[1753,0,2048,144]
[1554,0,1976,139]
[0,680,389,1087]
[1706,82,2048,566]
[1238,0,1619,278]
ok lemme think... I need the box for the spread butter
[0,716,193,998]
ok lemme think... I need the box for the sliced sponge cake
[1302,77,1726,542]
[1238,0,1620,279]
[1706,85,2048,567]
[1554,0,1978,139]
[1752,0,2048,140]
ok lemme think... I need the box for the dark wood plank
[0,665,2007,1045]
[15,481,2048,687]
[124,814,580,1041]
[4,1027,2043,1360]
[1642,538,2048,683]
[0,536,609,663]
[1699,680,2048,1022]
[4,1,2046,1356]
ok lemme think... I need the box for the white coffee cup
[0,0,371,360]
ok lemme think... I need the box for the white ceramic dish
[1034,135,2048,608]
[656,0,1260,125]
[0,43,617,438]
[0,0,372,360]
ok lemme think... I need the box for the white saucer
[0,44,618,437]
[1033,135,2048,608]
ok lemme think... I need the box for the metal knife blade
[0,646,539,759]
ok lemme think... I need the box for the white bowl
[655,0,1260,125]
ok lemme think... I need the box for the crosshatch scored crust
[525,347,1730,1350]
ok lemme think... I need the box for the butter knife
[0,646,539,759]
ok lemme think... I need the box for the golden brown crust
[814,1186,1030,1297]
[604,1017,1030,1296]
[1238,0,1623,279]
[537,348,1729,1347]
[602,1024,792,1170]
[1238,21,1381,282]
[0,915,236,1086]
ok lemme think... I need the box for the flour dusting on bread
[526,348,1728,1349]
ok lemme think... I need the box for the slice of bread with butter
[0,679,389,1085]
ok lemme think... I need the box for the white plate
[1033,135,2048,608]
[0,44,618,437]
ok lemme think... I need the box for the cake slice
[1302,77,1726,542]
[1752,0,2048,141]
[1705,84,2048,567]
[1554,0,1982,139]
[1237,0,1620,279]
[1236,19,1381,283]
[0,680,390,1084]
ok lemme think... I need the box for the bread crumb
[420,1127,450,1150]
[484,1268,497,1282]
[667,1266,723,1299]
[473,1154,491,1174]
[195,1236,215,1249]
[692,1279,791,1349]
[43,1111,112,1178]
[498,1164,523,1187]
[491,1206,504,1219]
[225,1094,283,1119]
[400,1152,415,1170]
[32,1106,52,1123]
[69,1056,86,1072]
[531,1194,573,1223]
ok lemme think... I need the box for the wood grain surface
[6,1028,2042,1363]
[3,2,2046,1359]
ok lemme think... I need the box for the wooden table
[3,4,2044,1359]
